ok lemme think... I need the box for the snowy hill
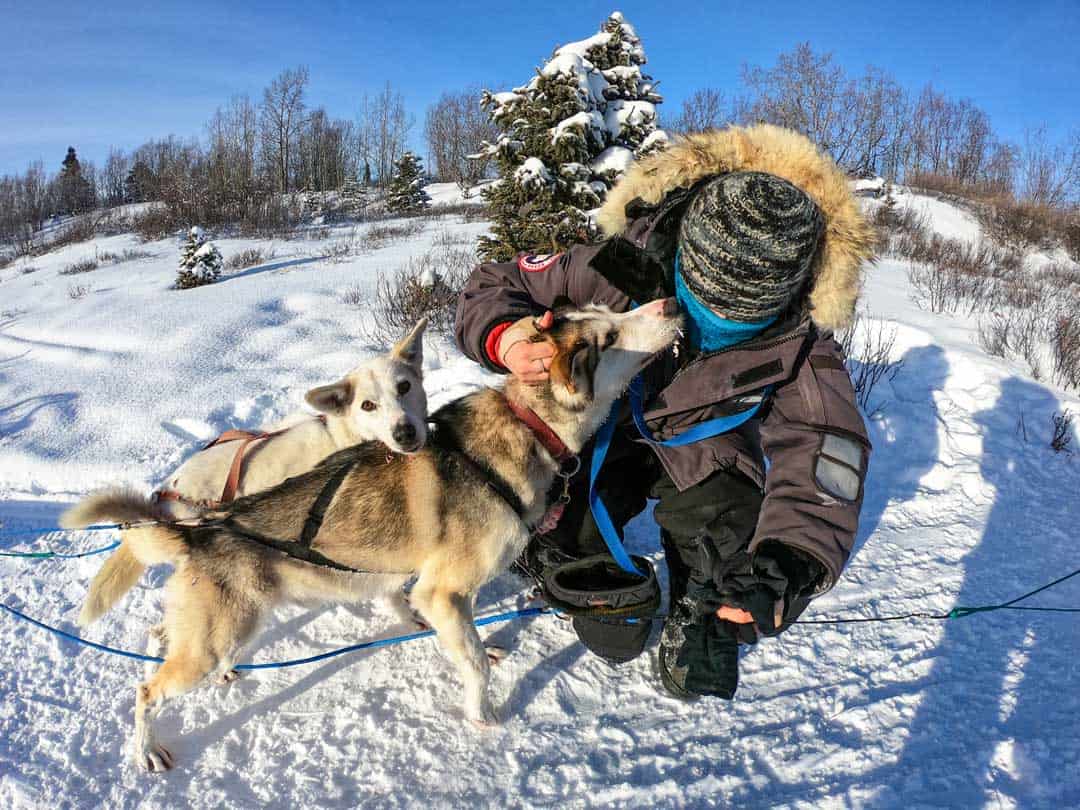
[1,194,1079,808]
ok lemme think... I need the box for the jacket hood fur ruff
[596,124,876,330]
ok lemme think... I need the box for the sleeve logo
[518,253,561,272]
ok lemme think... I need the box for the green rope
[948,566,1080,619]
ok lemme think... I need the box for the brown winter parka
[455,125,877,591]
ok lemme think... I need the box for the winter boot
[657,596,739,701]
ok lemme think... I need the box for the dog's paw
[466,704,500,729]
[216,669,241,686]
[485,645,508,666]
[141,743,174,773]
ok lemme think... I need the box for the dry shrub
[97,248,154,265]
[1051,410,1074,454]
[1064,218,1080,263]
[977,315,1011,359]
[339,284,366,307]
[1050,314,1080,390]
[976,198,1077,253]
[1036,262,1080,291]
[366,219,427,248]
[132,204,183,241]
[907,172,1008,205]
[67,283,90,299]
[362,244,476,343]
[431,227,471,248]
[837,311,903,415]
[59,258,99,275]
[238,197,303,238]
[324,237,366,263]
[227,247,274,270]
[901,225,1025,315]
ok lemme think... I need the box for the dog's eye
[397,380,411,395]
[603,330,619,349]
[361,400,377,412]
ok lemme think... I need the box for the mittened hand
[707,539,826,642]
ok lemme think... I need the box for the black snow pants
[532,425,764,668]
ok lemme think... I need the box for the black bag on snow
[541,554,661,664]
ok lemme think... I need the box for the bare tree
[742,44,861,167]
[260,66,310,193]
[424,89,498,185]
[669,88,731,135]
[356,82,414,187]
[1020,126,1080,207]
[102,148,129,208]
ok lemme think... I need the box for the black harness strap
[182,450,399,576]
[429,417,527,519]
[299,458,357,548]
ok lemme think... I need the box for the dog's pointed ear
[392,317,427,369]
[550,339,597,399]
[305,379,353,414]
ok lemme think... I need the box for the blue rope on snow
[0,523,125,537]
[0,602,551,670]
[0,522,143,560]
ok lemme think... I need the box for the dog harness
[182,445,402,576]
[427,398,580,534]
[505,399,581,535]
[153,415,328,510]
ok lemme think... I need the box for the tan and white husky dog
[156,317,430,521]
[77,318,430,629]
[62,300,681,772]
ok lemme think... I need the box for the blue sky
[2,0,1077,175]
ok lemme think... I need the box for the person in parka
[454,124,876,700]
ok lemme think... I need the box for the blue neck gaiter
[674,251,777,352]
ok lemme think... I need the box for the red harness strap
[505,398,580,535]
[505,400,575,465]
[155,415,328,508]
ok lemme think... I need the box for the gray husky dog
[62,299,681,772]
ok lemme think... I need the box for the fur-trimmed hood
[597,124,875,330]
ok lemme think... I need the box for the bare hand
[499,311,555,384]
[716,606,755,624]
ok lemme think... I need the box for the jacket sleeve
[751,330,872,592]
[454,247,631,372]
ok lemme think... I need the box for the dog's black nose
[393,422,417,444]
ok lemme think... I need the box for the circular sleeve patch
[518,253,562,272]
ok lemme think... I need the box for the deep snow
[1,193,1079,809]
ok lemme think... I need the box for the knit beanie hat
[677,171,826,322]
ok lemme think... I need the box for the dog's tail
[61,490,189,626]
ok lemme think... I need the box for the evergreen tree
[340,177,365,218]
[176,226,223,289]
[475,11,666,261]
[124,161,155,203]
[58,146,95,214]
[385,152,431,214]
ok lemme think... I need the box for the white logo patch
[518,253,561,273]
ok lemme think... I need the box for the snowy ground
[1,194,1079,809]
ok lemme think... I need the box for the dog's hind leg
[383,586,427,630]
[133,579,259,772]
[134,651,216,772]
[410,581,496,727]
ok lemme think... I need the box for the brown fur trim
[596,124,876,329]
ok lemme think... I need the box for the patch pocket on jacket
[814,433,864,501]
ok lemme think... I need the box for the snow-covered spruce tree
[176,226,223,289]
[475,11,667,262]
[340,177,365,218]
[385,152,431,214]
